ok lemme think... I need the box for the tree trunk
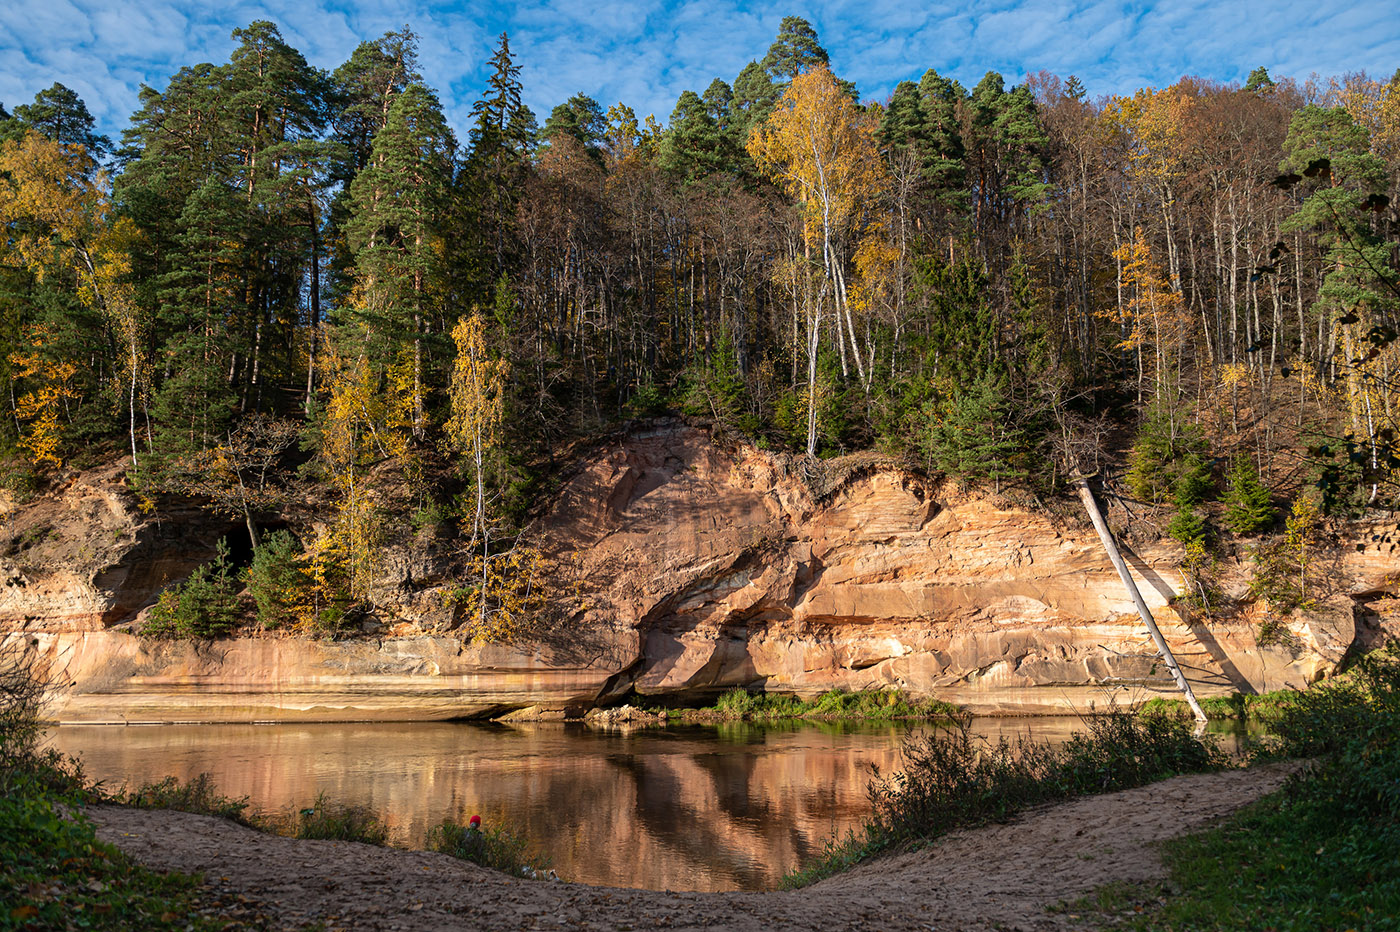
[1073,477,1207,724]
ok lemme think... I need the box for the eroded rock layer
[4,422,1396,721]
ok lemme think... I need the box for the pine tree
[732,61,778,141]
[923,373,1029,490]
[1223,456,1275,534]
[880,82,927,155]
[915,69,967,202]
[761,16,829,84]
[5,83,110,155]
[542,94,606,150]
[661,90,732,182]
[343,82,455,432]
[329,28,422,178]
[464,32,533,279]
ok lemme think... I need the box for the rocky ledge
[4,422,1398,721]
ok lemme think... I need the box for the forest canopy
[2,18,1399,612]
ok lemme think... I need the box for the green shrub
[426,816,547,876]
[244,530,309,630]
[295,791,388,845]
[139,540,241,638]
[120,773,252,824]
[0,794,234,932]
[787,710,1226,886]
[1126,400,1209,504]
[1255,647,1400,761]
[0,460,40,502]
[922,374,1034,490]
[1091,648,1400,931]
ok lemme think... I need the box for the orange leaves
[1102,86,1195,191]
[1107,227,1191,395]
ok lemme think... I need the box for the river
[46,717,1248,892]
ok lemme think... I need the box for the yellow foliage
[747,65,887,250]
[446,314,509,462]
[1284,494,1322,608]
[1105,227,1190,393]
[1218,362,1252,388]
[851,225,900,317]
[8,327,80,468]
[449,545,548,643]
[1101,86,1194,192]
[0,131,146,465]
[1332,73,1400,167]
[316,349,394,603]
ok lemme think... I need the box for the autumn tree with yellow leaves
[445,312,537,641]
[1107,227,1193,402]
[7,328,79,467]
[0,131,145,470]
[748,64,887,453]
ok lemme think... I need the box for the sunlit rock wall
[4,421,1396,721]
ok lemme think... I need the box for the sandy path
[88,763,1297,932]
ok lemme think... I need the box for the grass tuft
[119,773,253,824]
[294,790,389,845]
[701,686,961,721]
[784,709,1227,887]
[1136,689,1301,724]
[426,817,549,877]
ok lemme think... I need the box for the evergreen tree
[1244,66,1275,92]
[661,90,734,181]
[5,83,110,155]
[149,178,244,459]
[329,28,422,178]
[915,69,967,202]
[881,81,927,154]
[464,32,534,280]
[1126,401,1209,504]
[343,82,456,431]
[923,373,1030,489]
[965,72,1049,241]
[732,60,778,141]
[542,94,606,150]
[325,28,423,309]
[1223,456,1275,534]
[761,16,829,84]
[1167,451,1213,546]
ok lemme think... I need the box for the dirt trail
[88,763,1297,932]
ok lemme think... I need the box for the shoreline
[85,762,1299,930]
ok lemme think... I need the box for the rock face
[4,421,1397,722]
[0,462,225,633]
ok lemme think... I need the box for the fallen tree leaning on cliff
[1074,474,1208,724]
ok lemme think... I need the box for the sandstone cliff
[3,422,1397,721]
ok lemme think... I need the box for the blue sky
[1,0,1396,142]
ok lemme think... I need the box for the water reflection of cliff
[48,717,1167,891]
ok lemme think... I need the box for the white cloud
[0,0,1395,145]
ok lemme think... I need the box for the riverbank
[85,763,1297,932]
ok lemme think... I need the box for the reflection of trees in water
[50,720,920,892]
